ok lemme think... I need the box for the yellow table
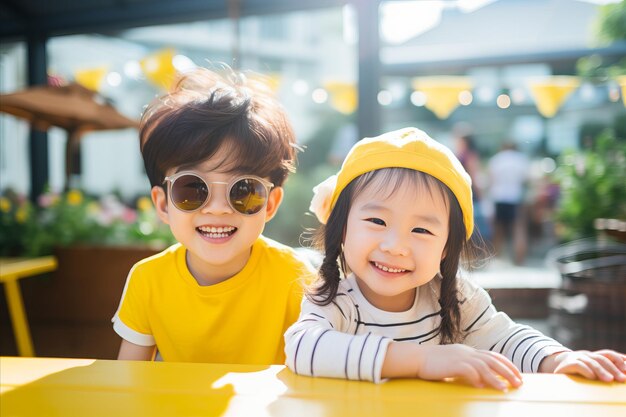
[1,357,625,417]
[0,257,57,356]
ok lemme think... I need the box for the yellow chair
[0,256,57,356]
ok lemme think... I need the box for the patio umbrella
[0,82,139,188]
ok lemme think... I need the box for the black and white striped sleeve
[284,297,392,383]
[460,280,569,373]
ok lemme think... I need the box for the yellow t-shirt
[112,236,315,364]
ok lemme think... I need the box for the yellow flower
[137,196,153,212]
[0,197,11,213]
[87,202,100,214]
[67,190,83,206]
[15,206,28,223]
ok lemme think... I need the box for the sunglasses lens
[229,178,268,215]
[171,174,208,211]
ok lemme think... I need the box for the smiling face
[152,143,283,285]
[342,170,450,312]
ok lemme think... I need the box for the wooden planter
[15,245,159,359]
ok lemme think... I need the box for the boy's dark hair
[310,168,479,345]
[140,67,298,188]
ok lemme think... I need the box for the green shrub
[555,131,626,240]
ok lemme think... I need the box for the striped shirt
[284,274,567,383]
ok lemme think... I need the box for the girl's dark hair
[310,168,480,344]
[140,66,298,188]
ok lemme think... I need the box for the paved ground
[468,229,564,288]
[469,257,561,289]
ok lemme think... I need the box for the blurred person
[112,67,315,363]
[528,172,560,249]
[285,127,626,387]
[487,142,530,265]
[454,133,491,242]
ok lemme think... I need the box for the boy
[112,68,314,364]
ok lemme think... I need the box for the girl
[284,127,626,389]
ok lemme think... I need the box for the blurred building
[1,5,356,197]
[1,0,624,199]
[380,0,625,156]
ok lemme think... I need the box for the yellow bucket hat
[310,127,474,240]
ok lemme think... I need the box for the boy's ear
[264,186,284,222]
[151,185,170,225]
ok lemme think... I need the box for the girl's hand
[411,344,523,390]
[382,343,522,390]
[539,350,626,382]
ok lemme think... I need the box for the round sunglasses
[163,171,274,215]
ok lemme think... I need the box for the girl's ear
[151,185,170,225]
[264,186,284,222]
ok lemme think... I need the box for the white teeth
[206,233,228,238]
[374,262,406,273]
[198,226,235,233]
[197,226,236,238]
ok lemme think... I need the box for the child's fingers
[458,363,484,388]
[596,350,626,372]
[595,349,626,358]
[579,356,614,382]
[480,353,522,388]
[588,354,626,382]
[556,361,595,380]
[487,351,523,380]
[478,367,509,391]
[467,361,507,390]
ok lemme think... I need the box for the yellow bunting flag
[617,75,626,107]
[528,76,580,118]
[411,76,473,119]
[74,66,108,92]
[324,81,357,114]
[141,49,177,91]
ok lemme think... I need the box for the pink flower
[38,193,59,208]
[121,207,138,224]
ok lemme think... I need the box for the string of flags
[66,48,626,120]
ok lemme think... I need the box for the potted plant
[0,189,176,358]
[0,191,35,257]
